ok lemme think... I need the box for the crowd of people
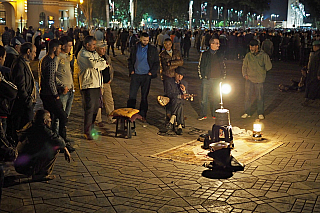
[0,24,319,185]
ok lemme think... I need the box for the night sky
[265,0,288,20]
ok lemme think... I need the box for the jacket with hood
[4,46,19,72]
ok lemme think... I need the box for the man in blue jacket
[127,32,160,121]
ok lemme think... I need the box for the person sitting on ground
[14,109,70,181]
[279,67,306,92]
[164,67,188,135]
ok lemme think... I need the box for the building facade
[0,0,78,32]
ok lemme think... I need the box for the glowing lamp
[252,119,262,141]
[219,82,231,109]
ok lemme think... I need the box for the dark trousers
[171,98,184,125]
[107,43,115,56]
[40,94,68,140]
[8,101,33,141]
[127,74,152,118]
[81,88,100,134]
[121,41,127,54]
[14,150,59,177]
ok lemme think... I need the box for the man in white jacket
[77,36,107,140]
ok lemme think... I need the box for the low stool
[110,108,140,139]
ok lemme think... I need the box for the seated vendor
[164,66,188,135]
[14,110,71,181]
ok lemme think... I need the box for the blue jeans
[200,78,220,117]
[60,90,74,117]
[54,90,74,134]
[244,80,264,115]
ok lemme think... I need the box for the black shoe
[166,122,173,130]
[176,128,183,135]
[66,143,75,153]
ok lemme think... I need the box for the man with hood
[4,37,25,71]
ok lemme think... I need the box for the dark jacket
[159,49,183,80]
[128,42,160,78]
[0,67,18,116]
[15,121,66,175]
[39,55,58,97]
[164,77,188,100]
[198,50,226,80]
[10,56,35,106]
[16,122,66,156]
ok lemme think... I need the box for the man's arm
[128,45,135,75]
[264,54,272,71]
[47,60,59,98]
[11,62,29,103]
[198,52,204,79]
[242,54,249,79]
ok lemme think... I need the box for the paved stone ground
[1,45,320,213]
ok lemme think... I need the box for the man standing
[241,39,272,120]
[127,32,160,121]
[14,110,70,181]
[10,42,36,140]
[159,38,183,84]
[164,67,188,135]
[302,40,320,106]
[56,36,74,139]
[78,36,107,140]
[4,37,25,71]
[95,42,116,125]
[198,38,226,120]
[0,45,17,144]
[1,27,12,46]
[39,39,74,152]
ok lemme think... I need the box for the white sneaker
[241,113,250,119]
[258,114,265,120]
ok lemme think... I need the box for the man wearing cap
[95,41,116,125]
[77,36,107,140]
[241,39,272,120]
[4,37,25,71]
[198,37,226,121]
[164,67,188,135]
[302,40,320,106]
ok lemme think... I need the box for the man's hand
[63,86,68,94]
[131,71,135,75]
[64,147,71,163]
[56,96,60,100]
[107,80,111,84]
[148,72,152,76]
[180,84,186,92]
[181,94,188,99]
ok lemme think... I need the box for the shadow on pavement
[202,169,233,179]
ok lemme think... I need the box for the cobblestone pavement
[2,45,320,213]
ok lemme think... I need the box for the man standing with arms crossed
[127,32,160,121]
[241,39,272,120]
